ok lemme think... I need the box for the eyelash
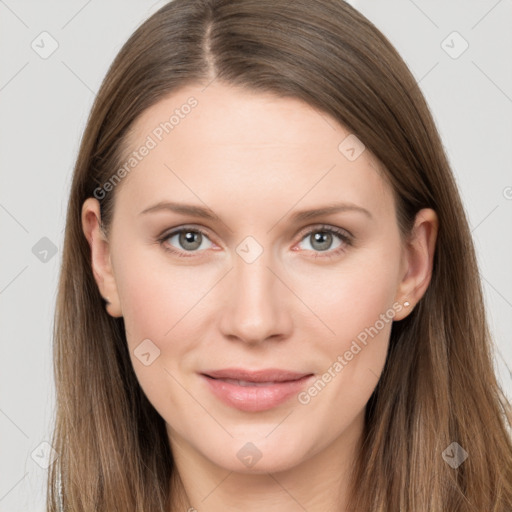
[157,224,353,260]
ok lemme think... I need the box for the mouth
[200,368,314,412]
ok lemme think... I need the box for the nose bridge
[219,238,291,343]
[235,251,274,307]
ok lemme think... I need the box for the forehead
[115,82,392,220]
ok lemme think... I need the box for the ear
[393,208,438,320]
[81,198,123,318]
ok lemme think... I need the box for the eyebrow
[139,200,372,221]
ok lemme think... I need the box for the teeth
[222,378,278,387]
[239,380,274,387]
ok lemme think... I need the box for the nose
[218,248,293,345]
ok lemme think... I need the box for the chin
[200,434,314,475]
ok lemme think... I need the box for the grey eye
[299,230,343,252]
[166,229,213,251]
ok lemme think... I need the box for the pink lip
[200,368,314,412]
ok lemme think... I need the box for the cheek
[289,234,402,347]
[289,238,401,418]
[115,259,201,422]
[114,245,213,344]
[112,247,218,399]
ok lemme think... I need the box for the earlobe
[394,208,439,321]
[81,198,123,318]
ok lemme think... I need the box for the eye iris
[179,230,202,250]
[311,231,332,251]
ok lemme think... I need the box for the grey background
[0,0,511,510]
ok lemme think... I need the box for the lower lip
[201,374,314,412]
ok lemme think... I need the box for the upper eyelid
[296,224,352,240]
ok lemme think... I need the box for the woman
[48,0,512,510]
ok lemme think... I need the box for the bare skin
[82,82,438,511]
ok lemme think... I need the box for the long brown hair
[48,0,512,510]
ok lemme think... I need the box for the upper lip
[201,368,312,383]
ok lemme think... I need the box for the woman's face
[83,82,431,474]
